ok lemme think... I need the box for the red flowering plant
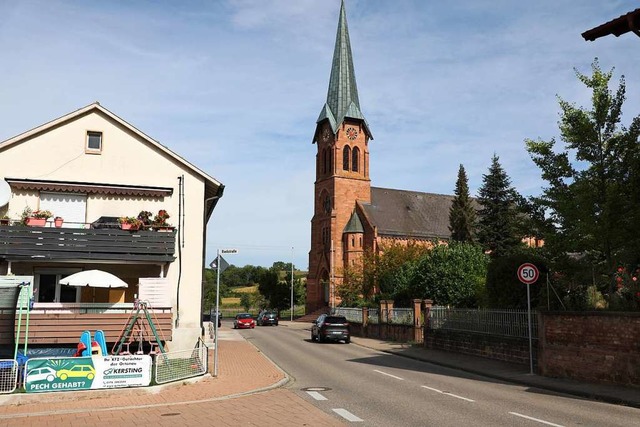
[610,265,640,311]
[152,209,171,228]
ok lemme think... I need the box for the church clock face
[322,128,332,142]
[346,127,358,140]
[323,195,331,214]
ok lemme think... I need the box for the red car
[233,313,255,329]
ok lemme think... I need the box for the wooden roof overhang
[582,8,640,41]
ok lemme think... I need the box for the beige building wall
[0,108,212,350]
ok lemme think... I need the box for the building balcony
[0,224,176,263]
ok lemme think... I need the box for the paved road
[244,322,640,426]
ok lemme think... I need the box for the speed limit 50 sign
[517,263,539,285]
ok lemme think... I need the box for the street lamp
[290,246,294,321]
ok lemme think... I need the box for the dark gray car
[311,314,350,343]
[257,310,279,326]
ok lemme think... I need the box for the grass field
[221,285,258,306]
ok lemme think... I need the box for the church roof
[360,187,456,240]
[316,0,372,138]
[343,210,364,233]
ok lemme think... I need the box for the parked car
[311,314,350,343]
[257,310,279,326]
[233,313,255,329]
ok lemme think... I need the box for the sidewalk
[0,327,344,426]
[282,321,640,409]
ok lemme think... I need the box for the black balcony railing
[0,225,176,262]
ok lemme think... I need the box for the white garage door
[40,192,87,228]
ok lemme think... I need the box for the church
[306,1,457,313]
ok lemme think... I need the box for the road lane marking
[306,391,328,400]
[373,369,404,380]
[333,408,363,422]
[421,385,475,402]
[509,412,565,427]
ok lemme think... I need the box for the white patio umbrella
[59,270,128,288]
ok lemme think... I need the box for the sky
[1,0,639,270]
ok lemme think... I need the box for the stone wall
[538,311,640,387]
[423,330,533,365]
[350,323,418,343]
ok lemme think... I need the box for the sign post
[517,263,539,375]
[211,248,238,377]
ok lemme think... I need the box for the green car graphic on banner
[25,357,95,393]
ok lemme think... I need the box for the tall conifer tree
[476,154,522,257]
[449,164,476,242]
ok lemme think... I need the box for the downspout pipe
[200,184,225,335]
[175,175,184,327]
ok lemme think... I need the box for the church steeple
[316,0,372,139]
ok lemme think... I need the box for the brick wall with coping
[538,311,640,387]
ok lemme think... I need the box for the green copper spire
[317,0,372,139]
[343,210,364,233]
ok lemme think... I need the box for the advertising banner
[25,355,152,393]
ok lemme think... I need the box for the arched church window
[343,146,351,171]
[352,147,360,172]
[323,149,328,174]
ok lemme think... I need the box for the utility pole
[214,249,220,377]
[290,246,294,321]
[330,240,335,313]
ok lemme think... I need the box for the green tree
[449,164,476,243]
[202,268,230,312]
[476,154,523,257]
[283,271,306,306]
[240,292,252,311]
[365,242,427,299]
[338,263,366,306]
[257,267,291,310]
[408,242,489,307]
[526,59,640,292]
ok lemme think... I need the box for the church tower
[307,0,373,312]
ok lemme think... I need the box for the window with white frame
[40,192,87,228]
[35,270,80,303]
[86,131,102,153]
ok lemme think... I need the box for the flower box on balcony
[26,217,47,227]
[54,217,64,228]
[121,223,140,231]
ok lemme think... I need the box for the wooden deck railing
[0,303,172,345]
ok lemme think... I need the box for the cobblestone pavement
[0,328,345,427]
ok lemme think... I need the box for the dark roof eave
[582,8,640,41]
[377,230,449,240]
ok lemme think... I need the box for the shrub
[408,242,489,307]
[485,250,547,309]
